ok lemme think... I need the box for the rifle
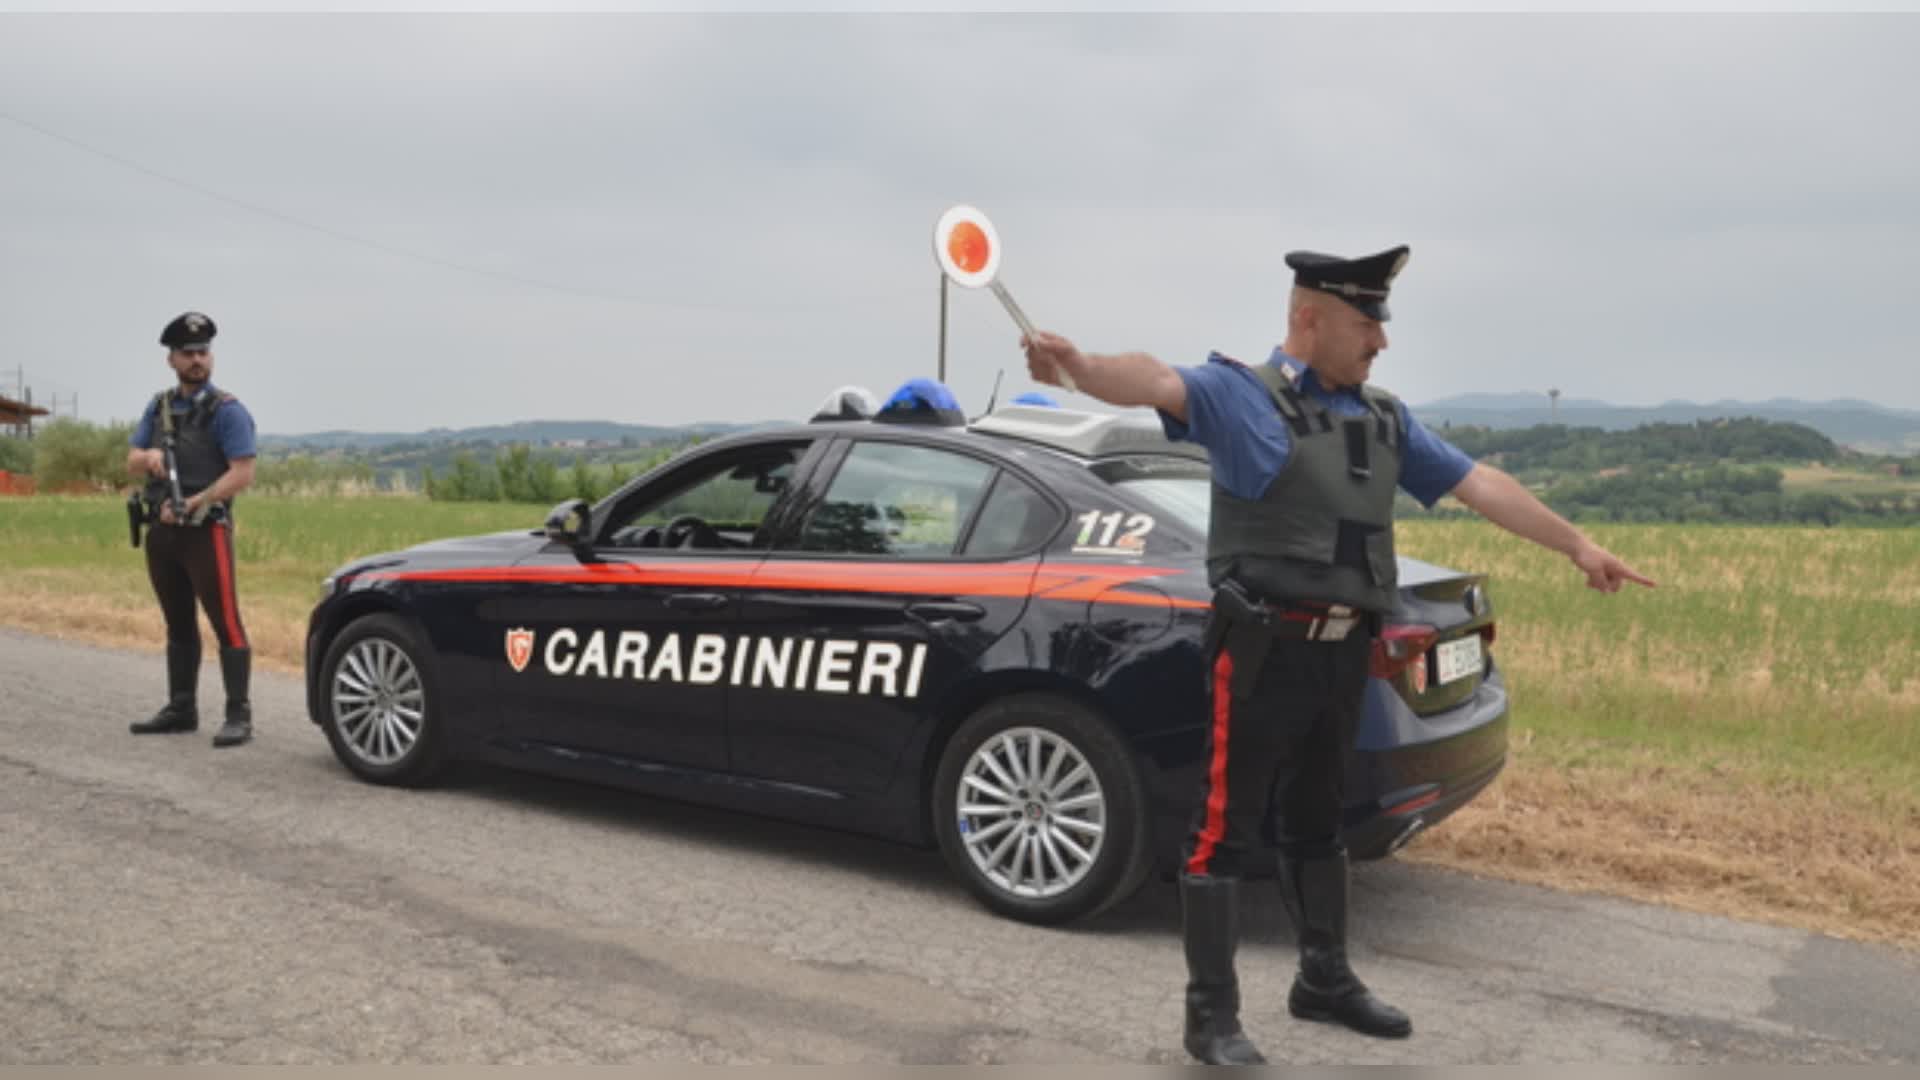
[129,391,195,546]
[160,425,189,524]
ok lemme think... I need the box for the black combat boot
[212,646,252,748]
[131,640,200,734]
[1278,848,1411,1038]
[1181,874,1268,1065]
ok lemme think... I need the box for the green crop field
[1399,519,1920,789]
[4,496,1917,945]
[4,497,1914,785]
[0,496,538,668]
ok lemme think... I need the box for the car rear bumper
[1340,662,1509,858]
[1341,732,1507,859]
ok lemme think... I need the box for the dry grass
[0,567,309,675]
[1402,735,1920,950]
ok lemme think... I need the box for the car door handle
[906,600,986,624]
[665,592,732,611]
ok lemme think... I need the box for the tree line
[421,443,683,503]
[11,415,1919,525]
[1439,416,1843,472]
[1,422,691,503]
[1410,418,1920,525]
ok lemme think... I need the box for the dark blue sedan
[305,383,1507,925]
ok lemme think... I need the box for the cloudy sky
[3,9,1917,434]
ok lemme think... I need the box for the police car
[305,380,1508,925]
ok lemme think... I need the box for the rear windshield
[1090,456,1212,533]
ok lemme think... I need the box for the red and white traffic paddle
[933,204,1076,392]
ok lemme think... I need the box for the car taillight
[1481,622,1497,647]
[1371,623,1438,683]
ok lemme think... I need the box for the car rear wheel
[318,613,448,787]
[933,694,1150,925]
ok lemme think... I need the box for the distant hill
[1413,395,1920,453]
[258,397,1920,456]
[262,418,769,452]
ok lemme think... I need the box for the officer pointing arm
[1020,339,1652,592]
[1020,244,1649,1065]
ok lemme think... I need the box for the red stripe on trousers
[211,523,247,648]
[1185,648,1236,876]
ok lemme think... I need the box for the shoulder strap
[1358,385,1402,453]
[1251,363,1315,438]
[186,389,232,427]
[154,390,175,440]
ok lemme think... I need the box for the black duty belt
[1213,580,1363,642]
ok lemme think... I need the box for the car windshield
[1091,456,1212,533]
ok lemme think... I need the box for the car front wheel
[318,613,448,787]
[933,694,1150,925]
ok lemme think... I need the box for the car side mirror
[543,499,592,546]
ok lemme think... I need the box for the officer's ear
[1288,288,1321,334]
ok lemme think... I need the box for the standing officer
[126,311,259,748]
[1023,246,1653,1064]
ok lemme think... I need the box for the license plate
[1434,634,1483,685]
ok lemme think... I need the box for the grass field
[1782,462,1920,499]
[3,496,1916,948]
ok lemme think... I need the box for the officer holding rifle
[126,311,259,748]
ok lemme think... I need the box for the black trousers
[1182,627,1372,879]
[145,521,249,653]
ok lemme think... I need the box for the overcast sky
[4,10,1917,434]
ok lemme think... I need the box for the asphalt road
[2,628,1915,1065]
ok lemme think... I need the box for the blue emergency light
[874,378,967,426]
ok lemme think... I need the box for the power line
[0,109,924,316]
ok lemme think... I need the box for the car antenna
[976,368,1003,422]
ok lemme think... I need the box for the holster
[126,492,146,548]
[1205,580,1277,701]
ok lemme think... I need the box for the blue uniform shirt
[130,384,258,461]
[1158,348,1473,508]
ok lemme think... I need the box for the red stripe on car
[354,559,1209,608]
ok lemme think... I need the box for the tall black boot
[212,646,253,748]
[131,640,200,734]
[1181,874,1268,1065]
[1278,849,1412,1038]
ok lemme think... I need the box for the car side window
[601,442,806,550]
[788,441,993,558]
[961,471,1061,557]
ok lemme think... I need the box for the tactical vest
[144,388,234,501]
[1206,363,1405,614]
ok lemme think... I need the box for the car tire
[317,613,448,787]
[933,694,1151,926]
